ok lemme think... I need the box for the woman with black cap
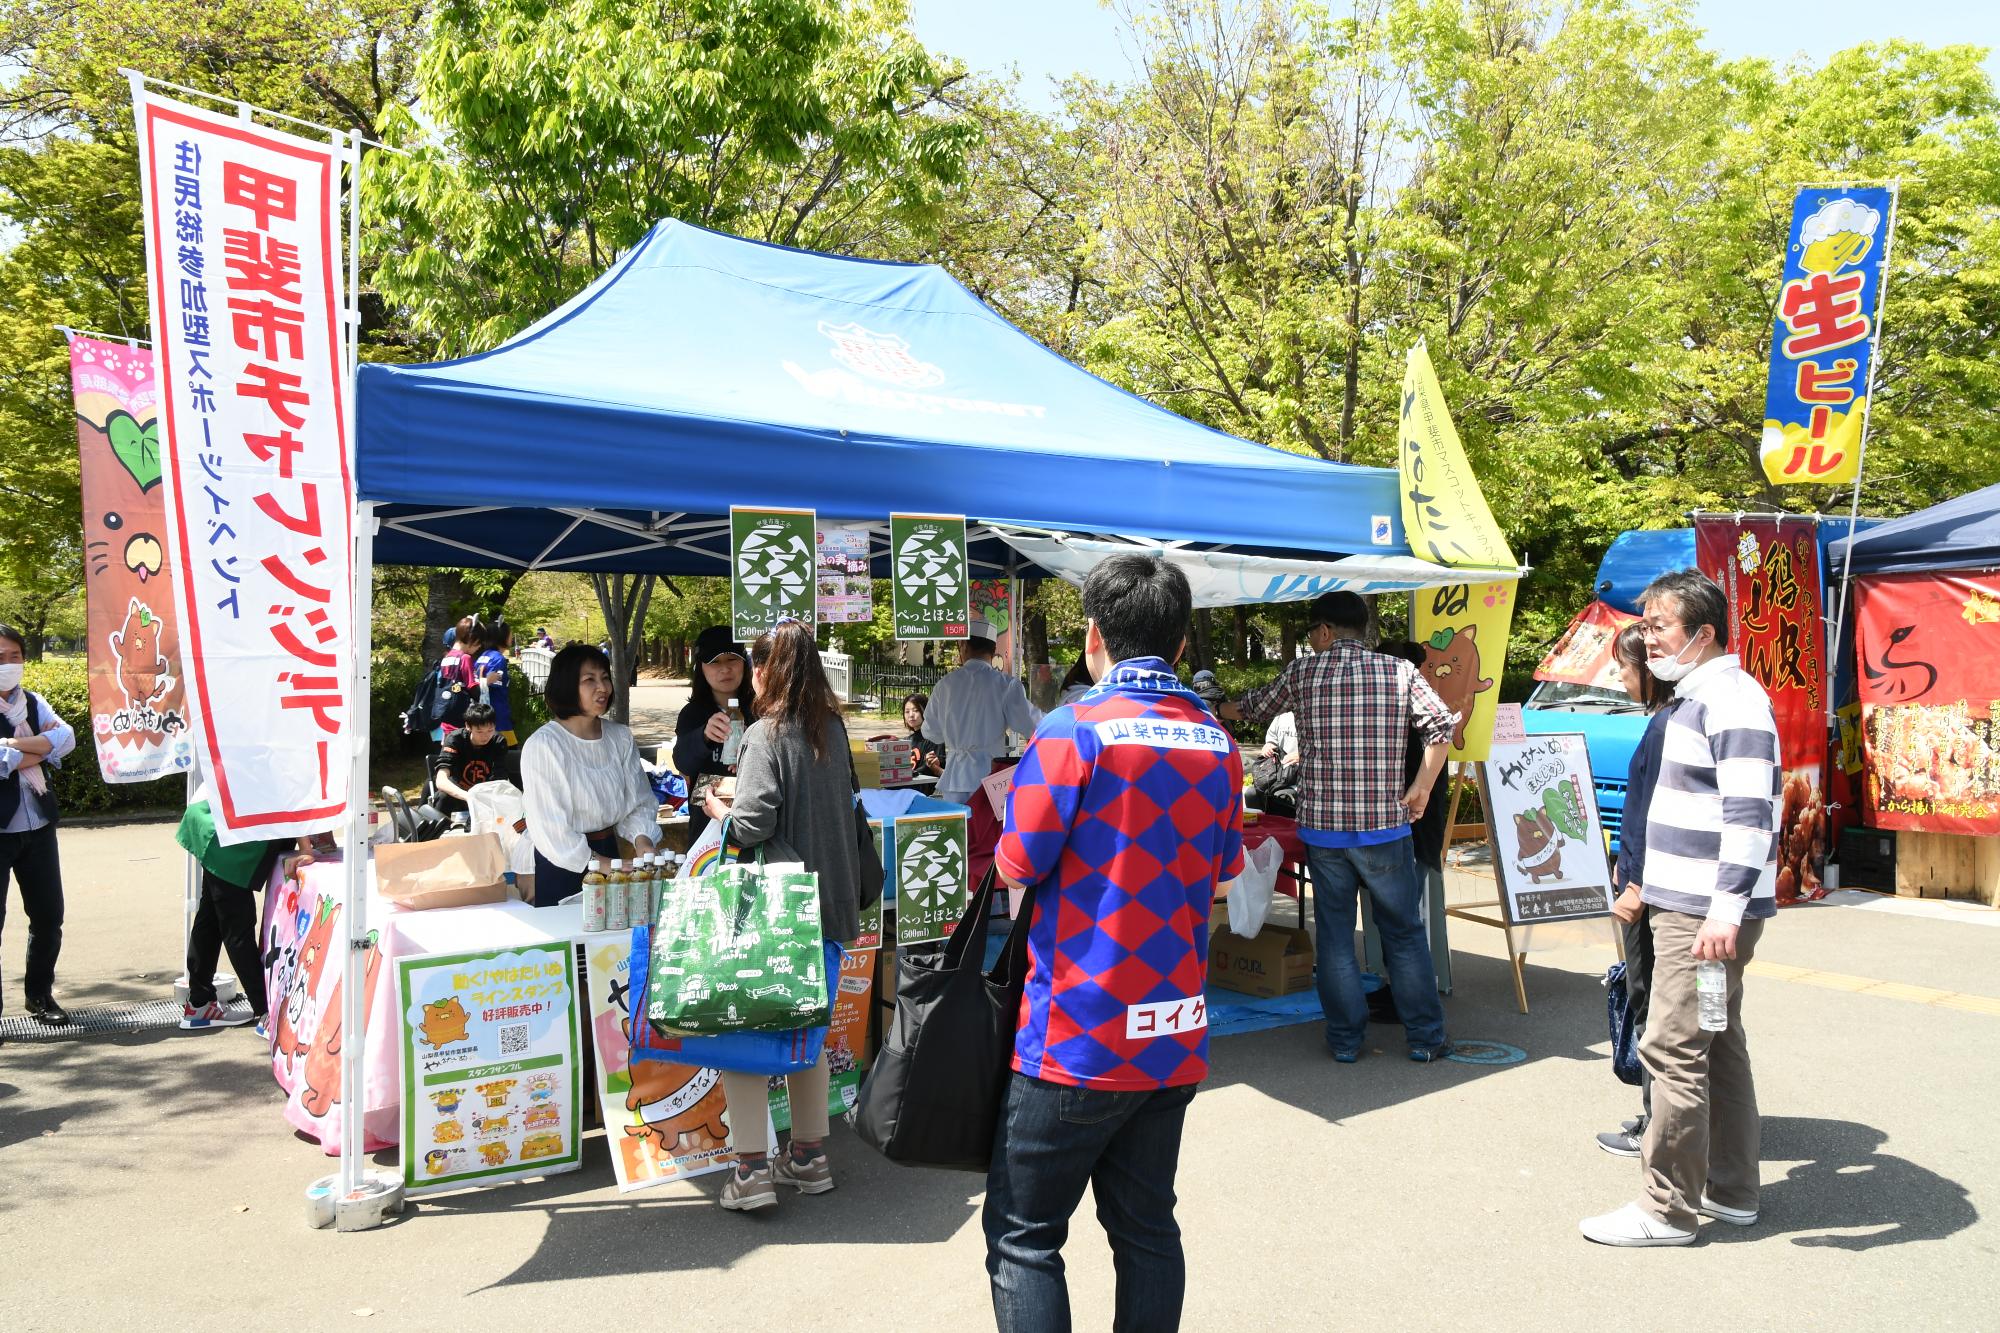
[674,625,759,842]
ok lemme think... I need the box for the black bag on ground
[1605,961,1643,1087]
[853,866,1030,1172]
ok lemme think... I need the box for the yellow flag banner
[1399,344,1517,762]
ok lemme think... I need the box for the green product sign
[395,940,585,1194]
[731,506,818,641]
[890,512,970,641]
[895,813,970,946]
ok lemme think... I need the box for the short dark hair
[0,623,24,656]
[1083,554,1191,664]
[1640,568,1729,649]
[1375,638,1426,669]
[1308,591,1368,634]
[463,701,497,728]
[544,642,613,719]
[902,692,928,714]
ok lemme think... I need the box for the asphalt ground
[4,797,1997,1329]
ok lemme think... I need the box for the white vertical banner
[133,86,354,843]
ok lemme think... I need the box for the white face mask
[1646,632,1704,683]
[0,663,22,693]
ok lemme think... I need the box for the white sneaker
[1580,1202,1696,1247]
[1699,1194,1759,1226]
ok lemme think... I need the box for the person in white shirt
[520,643,658,908]
[0,623,77,1027]
[925,617,1042,804]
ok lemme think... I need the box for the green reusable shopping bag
[645,825,829,1035]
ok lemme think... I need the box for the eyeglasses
[1639,618,1685,639]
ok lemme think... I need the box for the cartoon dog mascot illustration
[432,1119,465,1145]
[520,1133,564,1161]
[1513,808,1567,884]
[478,1142,511,1167]
[429,1088,466,1117]
[274,898,341,1073]
[300,932,384,1119]
[623,1024,731,1162]
[1420,625,1493,751]
[109,598,172,707]
[473,1112,515,1139]
[424,1149,455,1177]
[418,996,471,1048]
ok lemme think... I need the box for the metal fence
[848,656,953,710]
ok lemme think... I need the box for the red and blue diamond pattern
[997,662,1244,1090]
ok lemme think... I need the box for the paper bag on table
[375,833,511,911]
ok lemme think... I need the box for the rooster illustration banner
[70,335,195,783]
[1855,570,2000,835]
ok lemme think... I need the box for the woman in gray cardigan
[700,619,862,1213]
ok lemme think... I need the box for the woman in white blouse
[520,644,658,907]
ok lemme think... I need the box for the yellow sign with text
[1399,344,1517,762]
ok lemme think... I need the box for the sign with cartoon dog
[69,335,195,783]
[395,941,584,1193]
[1477,730,1614,925]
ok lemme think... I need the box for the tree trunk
[421,570,470,662]
[1280,617,1298,662]
[1188,609,1214,672]
[1022,583,1049,668]
[590,572,657,725]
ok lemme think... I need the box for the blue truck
[1521,528,1694,852]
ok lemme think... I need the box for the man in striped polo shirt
[1582,569,1780,1247]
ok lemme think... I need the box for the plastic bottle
[630,854,655,928]
[1696,959,1728,1032]
[724,696,748,756]
[605,858,630,932]
[581,861,608,932]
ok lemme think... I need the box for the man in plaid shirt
[1223,591,1457,1062]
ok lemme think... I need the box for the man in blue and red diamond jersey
[985,554,1242,1333]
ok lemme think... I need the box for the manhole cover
[0,997,254,1043]
[1446,1039,1526,1066]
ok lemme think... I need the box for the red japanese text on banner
[134,89,353,843]
[70,336,198,782]
[1855,571,2000,836]
[1693,516,1830,902]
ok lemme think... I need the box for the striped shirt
[1639,654,1781,925]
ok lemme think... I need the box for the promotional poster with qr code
[394,941,584,1194]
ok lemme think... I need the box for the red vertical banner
[1694,516,1829,902]
[1855,571,2000,835]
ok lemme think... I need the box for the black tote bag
[853,866,1031,1172]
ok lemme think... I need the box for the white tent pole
[337,125,373,1203]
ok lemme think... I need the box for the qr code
[499,1023,529,1056]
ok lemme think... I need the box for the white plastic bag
[466,780,534,875]
[1226,838,1283,938]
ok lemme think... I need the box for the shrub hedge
[20,653,548,820]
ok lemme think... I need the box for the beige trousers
[721,1051,831,1158]
[1638,909,1765,1229]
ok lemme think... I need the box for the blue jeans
[985,1074,1196,1333]
[1304,839,1447,1055]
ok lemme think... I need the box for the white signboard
[133,88,354,842]
[1477,730,1615,925]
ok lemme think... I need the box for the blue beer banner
[1760,185,1894,485]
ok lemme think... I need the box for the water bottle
[1696,959,1728,1032]
[604,858,630,932]
[720,697,746,766]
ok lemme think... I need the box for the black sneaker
[1595,1129,1641,1158]
[1407,1041,1453,1063]
[26,996,69,1026]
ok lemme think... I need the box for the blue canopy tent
[353,220,1511,594]
[1825,482,2000,576]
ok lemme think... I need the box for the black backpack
[400,656,473,735]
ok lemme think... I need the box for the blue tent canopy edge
[355,220,1413,576]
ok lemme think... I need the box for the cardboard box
[1208,920,1315,999]
[852,751,883,788]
